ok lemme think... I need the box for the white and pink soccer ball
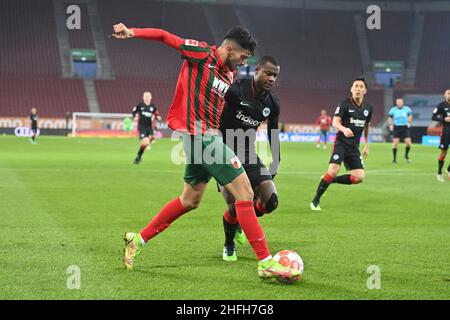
[273,250,304,282]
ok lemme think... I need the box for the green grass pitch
[0,136,449,299]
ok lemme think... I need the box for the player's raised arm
[363,122,370,158]
[112,23,210,62]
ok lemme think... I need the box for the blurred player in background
[388,98,413,164]
[218,55,281,262]
[315,110,332,149]
[29,108,38,144]
[112,23,300,282]
[132,91,161,164]
[310,77,372,211]
[431,88,450,182]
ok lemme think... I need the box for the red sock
[439,154,446,161]
[323,173,334,184]
[223,210,237,224]
[140,197,189,242]
[350,175,357,184]
[235,200,271,260]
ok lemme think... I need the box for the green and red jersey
[131,28,235,134]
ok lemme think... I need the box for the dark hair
[224,26,257,56]
[352,76,368,89]
[256,55,279,67]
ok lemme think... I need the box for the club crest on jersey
[230,156,242,169]
[262,107,271,117]
[364,110,369,117]
[184,39,199,47]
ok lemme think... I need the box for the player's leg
[317,132,322,148]
[404,137,412,162]
[392,137,399,163]
[334,148,365,184]
[253,180,278,216]
[323,131,328,149]
[437,148,447,182]
[311,163,340,211]
[220,186,238,261]
[134,133,150,164]
[123,181,207,270]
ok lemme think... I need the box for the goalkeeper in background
[132,91,161,164]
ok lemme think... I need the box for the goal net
[71,112,137,137]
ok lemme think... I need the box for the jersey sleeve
[406,107,412,116]
[432,105,442,122]
[388,107,394,118]
[131,28,211,63]
[132,105,138,118]
[334,103,347,118]
[366,107,373,123]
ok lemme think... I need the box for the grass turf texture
[0,136,449,299]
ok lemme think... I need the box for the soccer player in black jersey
[431,88,450,182]
[219,56,281,261]
[311,77,373,211]
[30,108,38,144]
[132,91,161,164]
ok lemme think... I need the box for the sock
[393,148,397,161]
[32,135,36,141]
[223,210,237,248]
[447,164,450,172]
[254,200,266,217]
[438,160,444,174]
[313,173,333,204]
[140,197,189,242]
[234,200,271,261]
[405,146,411,159]
[137,145,146,158]
[334,174,357,185]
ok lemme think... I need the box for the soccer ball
[273,250,304,282]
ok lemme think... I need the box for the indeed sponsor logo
[236,110,261,127]
[350,118,366,127]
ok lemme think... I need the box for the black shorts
[217,156,272,191]
[329,142,364,170]
[139,129,154,140]
[393,126,410,140]
[439,131,450,150]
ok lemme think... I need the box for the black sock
[32,135,35,141]
[137,145,146,158]
[334,174,353,185]
[393,148,397,161]
[405,146,411,159]
[447,164,450,172]
[439,160,444,174]
[313,179,331,204]
[223,217,237,248]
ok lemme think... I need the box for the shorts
[393,126,410,140]
[139,129,154,140]
[329,142,364,170]
[320,129,328,136]
[439,131,450,150]
[243,157,273,190]
[183,134,244,186]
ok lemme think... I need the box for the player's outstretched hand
[112,23,134,39]
[343,128,354,138]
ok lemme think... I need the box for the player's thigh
[224,172,254,202]
[180,181,208,210]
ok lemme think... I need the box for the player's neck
[352,96,363,107]
[252,79,267,98]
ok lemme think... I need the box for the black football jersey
[219,78,280,160]
[432,101,450,132]
[334,97,373,147]
[132,103,159,130]
[30,113,38,127]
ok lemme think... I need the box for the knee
[353,173,365,184]
[264,193,279,213]
[180,195,201,211]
